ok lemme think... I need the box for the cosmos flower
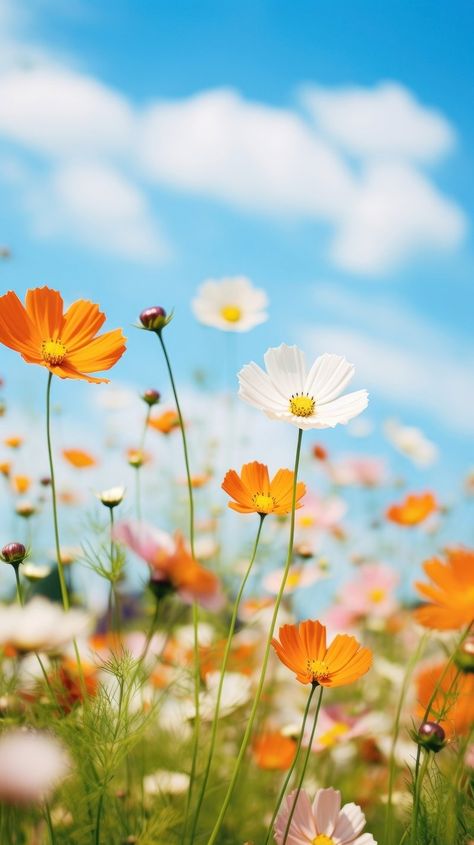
[62,448,97,468]
[252,732,296,770]
[339,564,399,620]
[297,492,346,531]
[186,671,252,720]
[263,563,325,595]
[386,492,437,526]
[0,598,91,653]
[148,409,180,434]
[271,620,372,687]
[274,787,377,845]
[384,419,438,467]
[192,276,268,332]
[0,729,70,804]
[4,435,23,449]
[414,548,474,630]
[238,344,368,430]
[113,520,224,611]
[97,485,126,508]
[0,287,126,383]
[328,455,387,487]
[11,474,31,494]
[222,461,306,515]
[143,769,190,796]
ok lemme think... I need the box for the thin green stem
[411,749,430,845]
[282,685,324,845]
[136,406,151,522]
[189,515,265,843]
[108,509,121,635]
[45,372,69,610]
[95,677,125,845]
[155,331,199,845]
[384,632,429,845]
[12,564,24,606]
[44,801,56,845]
[206,427,304,845]
[264,683,318,845]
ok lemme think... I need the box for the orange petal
[0,291,41,360]
[66,328,126,374]
[61,299,106,351]
[25,287,64,341]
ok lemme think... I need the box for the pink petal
[312,787,341,836]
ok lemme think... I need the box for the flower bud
[139,306,172,333]
[417,721,446,752]
[312,444,328,461]
[1,542,27,564]
[454,636,474,673]
[15,502,36,519]
[97,486,125,509]
[40,476,52,487]
[142,388,161,407]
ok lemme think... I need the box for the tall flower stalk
[206,427,304,845]
[46,372,69,611]
[189,513,265,842]
[138,306,199,842]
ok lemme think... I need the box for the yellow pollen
[369,588,386,604]
[289,393,315,418]
[312,836,335,845]
[42,339,67,366]
[307,658,330,682]
[318,722,350,748]
[252,493,275,514]
[220,304,242,323]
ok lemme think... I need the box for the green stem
[189,515,265,843]
[108,509,121,635]
[155,331,199,844]
[206,427,304,845]
[44,801,56,845]
[45,372,69,610]
[95,677,125,845]
[282,685,324,845]
[411,749,430,845]
[264,683,318,845]
[12,564,24,606]
[384,632,429,845]
[136,406,151,522]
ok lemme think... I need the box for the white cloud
[302,81,455,161]
[5,159,168,261]
[0,67,135,156]
[139,88,355,220]
[305,285,474,434]
[0,6,468,274]
[330,161,466,273]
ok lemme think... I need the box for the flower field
[0,281,472,845]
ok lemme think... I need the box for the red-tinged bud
[139,306,172,333]
[417,721,446,752]
[1,542,27,564]
[142,389,161,407]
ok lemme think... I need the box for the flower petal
[264,344,307,398]
[25,287,64,341]
[305,354,355,403]
[316,391,369,426]
[0,291,41,360]
[66,328,126,374]
[312,787,341,836]
[61,299,106,351]
[275,789,317,844]
[332,801,366,843]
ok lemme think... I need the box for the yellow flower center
[42,339,67,366]
[369,588,386,603]
[312,836,335,845]
[289,393,315,417]
[286,571,302,588]
[298,514,315,528]
[220,304,242,323]
[252,493,275,514]
[318,722,350,748]
[307,658,330,683]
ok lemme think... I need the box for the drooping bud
[1,542,27,565]
[417,721,446,752]
[142,388,161,407]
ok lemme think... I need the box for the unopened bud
[139,306,172,333]
[417,721,446,752]
[142,388,161,407]
[1,542,27,564]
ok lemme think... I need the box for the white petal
[332,802,366,843]
[264,344,307,398]
[316,390,369,427]
[305,354,355,403]
[353,835,377,845]
[238,362,287,411]
[312,787,341,836]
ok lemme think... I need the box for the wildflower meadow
[0,280,471,845]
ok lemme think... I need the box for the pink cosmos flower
[297,492,347,531]
[342,563,399,619]
[0,730,70,804]
[263,562,325,596]
[328,455,387,488]
[275,787,376,844]
[113,520,225,611]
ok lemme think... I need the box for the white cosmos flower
[0,729,70,804]
[184,671,252,721]
[384,419,438,467]
[238,344,368,430]
[0,598,91,653]
[192,276,268,332]
[143,769,190,796]
[96,485,126,507]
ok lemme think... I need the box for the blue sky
[0,0,473,506]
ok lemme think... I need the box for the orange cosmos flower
[0,461,11,477]
[386,492,437,526]
[271,620,372,687]
[148,409,180,434]
[12,475,31,495]
[253,732,296,770]
[4,436,23,449]
[62,448,97,469]
[222,461,306,516]
[0,287,126,383]
[415,548,474,630]
[416,662,474,737]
